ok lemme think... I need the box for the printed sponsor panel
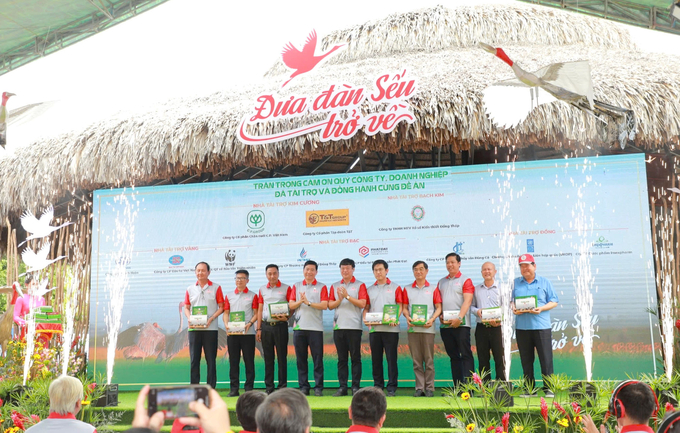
[89,154,656,386]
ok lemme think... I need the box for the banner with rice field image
[89,154,659,390]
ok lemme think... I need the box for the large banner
[89,154,658,389]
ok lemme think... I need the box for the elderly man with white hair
[26,375,96,433]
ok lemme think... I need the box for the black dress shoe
[314,389,323,396]
[228,390,239,397]
[351,387,360,395]
[425,389,434,397]
[413,389,425,397]
[387,390,396,397]
[333,388,348,397]
[266,389,275,395]
[301,388,310,396]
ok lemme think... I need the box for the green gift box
[410,304,428,326]
[382,304,399,324]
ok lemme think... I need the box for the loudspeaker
[94,384,118,407]
[492,381,514,407]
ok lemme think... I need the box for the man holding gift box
[184,261,224,390]
[257,264,291,394]
[471,262,505,381]
[512,254,559,397]
[364,259,403,397]
[437,252,475,388]
[223,269,259,397]
[328,258,369,397]
[401,260,442,397]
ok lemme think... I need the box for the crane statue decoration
[0,283,22,356]
[19,205,74,247]
[479,43,635,149]
[0,92,14,148]
[20,241,66,275]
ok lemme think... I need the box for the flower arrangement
[443,374,634,433]
[0,336,120,432]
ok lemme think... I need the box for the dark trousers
[227,334,256,392]
[293,330,324,391]
[475,325,506,381]
[261,322,289,391]
[516,329,554,390]
[369,332,399,392]
[440,327,475,386]
[189,330,218,389]
[333,329,362,390]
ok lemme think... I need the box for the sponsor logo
[359,246,370,258]
[411,205,425,221]
[297,247,316,263]
[225,250,236,263]
[115,255,131,266]
[247,210,265,233]
[592,236,613,249]
[306,209,349,227]
[370,247,388,256]
[527,239,535,253]
[169,255,184,266]
[452,241,465,255]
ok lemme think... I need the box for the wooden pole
[650,198,663,301]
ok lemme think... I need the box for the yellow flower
[557,418,569,427]
[81,400,91,406]
[574,416,583,424]
[513,426,524,433]
[33,354,41,360]
[461,392,471,401]
[467,424,476,432]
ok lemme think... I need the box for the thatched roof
[1,3,680,221]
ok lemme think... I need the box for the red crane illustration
[281,30,344,88]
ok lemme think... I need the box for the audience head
[236,391,266,432]
[349,387,387,429]
[256,388,312,433]
[610,380,658,425]
[658,410,680,433]
[49,375,85,415]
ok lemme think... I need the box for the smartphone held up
[147,385,210,419]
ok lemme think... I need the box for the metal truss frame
[0,0,170,76]
[519,0,680,35]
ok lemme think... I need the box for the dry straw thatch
[1,3,680,222]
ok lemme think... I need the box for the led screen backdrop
[89,154,659,389]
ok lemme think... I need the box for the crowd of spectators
[23,375,680,433]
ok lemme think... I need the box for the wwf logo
[225,250,236,263]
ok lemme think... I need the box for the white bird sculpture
[479,43,636,149]
[20,241,66,274]
[19,205,73,247]
[34,278,56,298]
